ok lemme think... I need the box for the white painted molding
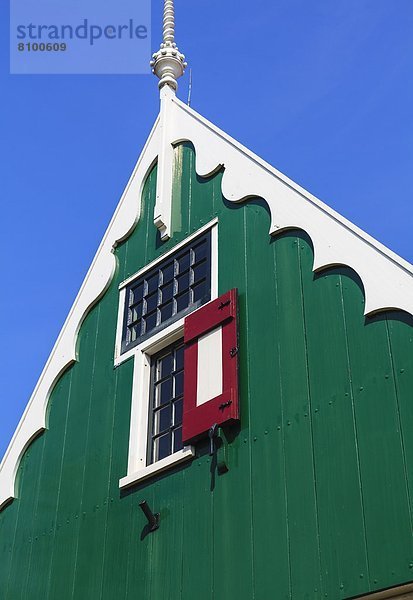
[2,92,413,511]
[0,117,160,510]
[168,96,413,316]
[153,85,175,241]
[119,447,194,490]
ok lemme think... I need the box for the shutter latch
[218,299,231,310]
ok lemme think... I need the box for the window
[119,322,194,490]
[118,286,240,492]
[121,231,211,353]
[118,220,218,489]
[147,341,184,464]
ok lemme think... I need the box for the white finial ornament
[150,0,187,91]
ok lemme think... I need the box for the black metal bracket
[139,500,160,532]
[209,425,229,491]
[216,426,229,475]
[208,423,219,456]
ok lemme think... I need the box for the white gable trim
[2,95,413,511]
[153,85,176,241]
[168,96,413,316]
[0,118,160,510]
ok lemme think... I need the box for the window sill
[119,446,195,490]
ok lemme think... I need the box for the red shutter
[182,289,239,444]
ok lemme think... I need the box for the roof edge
[0,116,160,511]
[170,96,413,315]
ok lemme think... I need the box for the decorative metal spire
[150,0,187,91]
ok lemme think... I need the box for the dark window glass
[173,398,183,423]
[176,270,190,293]
[192,281,207,303]
[148,341,185,464]
[157,379,173,407]
[162,262,175,283]
[160,301,174,322]
[174,371,184,398]
[130,283,144,304]
[121,231,211,352]
[129,302,143,324]
[154,434,170,462]
[177,253,191,273]
[145,292,158,314]
[129,324,141,342]
[173,427,182,453]
[193,261,207,283]
[147,273,159,294]
[175,345,184,371]
[161,281,174,303]
[144,312,158,333]
[176,291,191,313]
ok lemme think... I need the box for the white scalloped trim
[169,96,413,316]
[0,118,160,510]
[2,94,413,511]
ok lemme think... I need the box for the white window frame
[117,219,218,489]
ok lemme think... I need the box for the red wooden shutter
[182,289,239,444]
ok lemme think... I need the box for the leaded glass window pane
[121,231,211,353]
[148,341,185,464]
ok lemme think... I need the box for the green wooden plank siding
[342,280,413,589]
[1,143,413,599]
[246,203,291,600]
[300,262,369,599]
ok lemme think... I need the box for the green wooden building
[2,3,413,599]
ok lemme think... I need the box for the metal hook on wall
[139,500,160,532]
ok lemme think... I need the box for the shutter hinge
[219,400,232,410]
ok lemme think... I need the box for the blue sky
[1,0,412,460]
